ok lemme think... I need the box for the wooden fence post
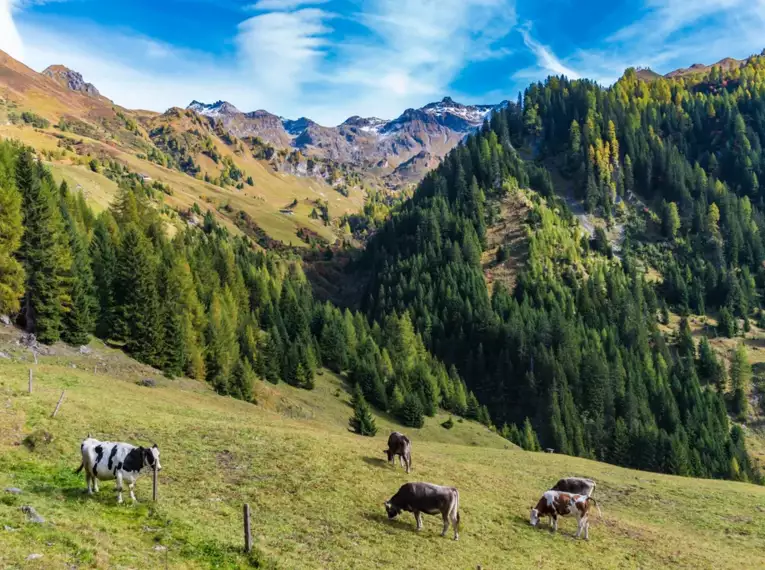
[51,390,66,418]
[153,467,158,502]
[28,369,32,393]
[243,503,252,553]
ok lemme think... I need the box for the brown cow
[550,476,596,497]
[530,490,600,539]
[384,431,412,473]
[384,482,460,540]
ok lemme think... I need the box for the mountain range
[186,96,507,182]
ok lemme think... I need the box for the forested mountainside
[0,140,487,431]
[359,56,765,482]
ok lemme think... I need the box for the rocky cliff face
[42,65,100,97]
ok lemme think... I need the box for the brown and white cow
[384,482,460,540]
[384,431,412,473]
[530,490,600,539]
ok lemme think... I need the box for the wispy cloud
[247,0,329,10]
[236,8,332,101]
[515,23,580,80]
[0,0,518,125]
[516,0,765,89]
[0,0,24,61]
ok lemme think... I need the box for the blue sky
[1,0,764,125]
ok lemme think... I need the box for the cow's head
[530,507,540,527]
[143,444,162,472]
[383,448,393,461]
[384,501,401,519]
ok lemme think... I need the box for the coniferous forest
[2,55,765,485]
[0,140,481,432]
[361,57,765,482]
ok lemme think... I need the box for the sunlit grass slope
[1,338,764,569]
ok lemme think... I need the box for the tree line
[0,140,481,430]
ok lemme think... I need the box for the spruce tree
[729,343,751,420]
[400,393,425,428]
[112,224,162,364]
[89,214,117,338]
[0,144,24,315]
[522,417,541,451]
[16,149,71,343]
[349,384,377,436]
[61,209,96,345]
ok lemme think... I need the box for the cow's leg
[451,512,460,541]
[575,516,582,538]
[414,511,423,531]
[85,472,92,495]
[584,517,590,540]
[115,472,124,504]
[399,456,405,468]
[128,480,137,503]
[441,513,449,537]
[552,515,558,532]
[405,457,411,474]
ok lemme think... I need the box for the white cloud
[0,0,24,61]
[1,0,517,125]
[247,0,329,10]
[313,0,517,121]
[515,24,580,80]
[236,8,331,100]
[516,0,765,89]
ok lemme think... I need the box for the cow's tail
[452,489,461,529]
[589,497,602,518]
[74,462,84,475]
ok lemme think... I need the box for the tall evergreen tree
[729,343,751,420]
[61,208,96,345]
[112,224,162,364]
[16,149,71,343]
[349,383,377,436]
[0,143,24,315]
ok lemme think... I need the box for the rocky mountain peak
[42,65,100,97]
[187,100,241,117]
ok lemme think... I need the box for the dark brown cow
[384,431,412,473]
[551,476,596,497]
[384,482,460,540]
[530,490,600,539]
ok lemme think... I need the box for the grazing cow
[384,431,412,473]
[75,434,161,504]
[551,476,596,497]
[384,482,460,540]
[530,490,600,539]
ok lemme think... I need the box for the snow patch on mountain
[187,100,241,118]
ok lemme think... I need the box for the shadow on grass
[362,511,417,533]
[362,456,389,469]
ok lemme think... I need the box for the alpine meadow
[2,5,765,568]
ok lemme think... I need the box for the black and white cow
[384,482,460,540]
[550,477,596,497]
[384,432,412,473]
[75,434,161,504]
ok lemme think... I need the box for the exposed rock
[4,525,19,531]
[0,351,9,359]
[79,346,93,355]
[0,314,10,325]
[42,65,100,97]
[26,553,43,561]
[21,506,45,524]
[138,378,156,388]
[4,487,22,494]
[153,545,167,552]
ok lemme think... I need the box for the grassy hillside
[0,50,365,246]
[1,329,764,569]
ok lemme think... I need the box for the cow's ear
[152,444,158,449]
